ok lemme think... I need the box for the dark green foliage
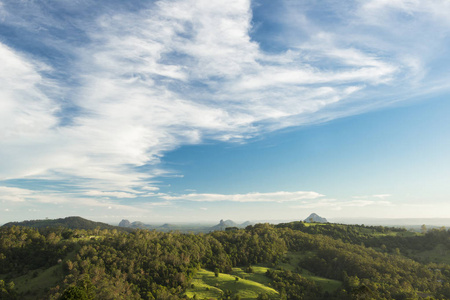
[221,289,232,299]
[60,286,91,300]
[265,269,322,299]
[225,227,240,231]
[0,280,17,300]
[350,285,375,300]
[60,276,95,300]
[256,292,270,300]
[0,220,449,299]
[0,226,73,274]
[277,226,450,299]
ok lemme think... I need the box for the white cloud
[356,0,450,61]
[0,43,58,144]
[143,186,160,191]
[84,191,138,199]
[352,194,392,199]
[0,43,62,180]
[0,186,33,202]
[292,198,393,210]
[161,191,323,203]
[372,194,392,199]
[360,0,450,27]
[0,185,146,214]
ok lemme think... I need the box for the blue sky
[1,0,450,224]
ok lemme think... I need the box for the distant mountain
[117,220,212,232]
[210,219,238,231]
[118,219,156,229]
[131,221,152,229]
[117,218,256,232]
[209,219,254,231]
[304,213,328,223]
[240,221,253,228]
[118,219,131,227]
[2,216,129,231]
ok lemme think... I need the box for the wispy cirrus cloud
[291,198,393,211]
[359,0,450,27]
[352,194,392,200]
[161,191,323,203]
[0,185,146,214]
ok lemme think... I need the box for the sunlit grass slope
[185,268,279,299]
[10,264,62,299]
[231,266,272,286]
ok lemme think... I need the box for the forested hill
[1,216,130,232]
[1,219,449,299]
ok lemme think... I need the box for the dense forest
[1,218,449,299]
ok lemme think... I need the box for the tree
[0,280,17,300]
[60,286,92,300]
[421,224,427,234]
[61,276,95,300]
[257,293,269,300]
[351,285,375,300]
[221,289,232,300]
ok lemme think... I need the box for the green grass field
[230,266,272,285]
[412,244,450,264]
[298,269,342,293]
[4,247,81,299]
[185,269,279,300]
[277,252,342,293]
[185,253,343,300]
[11,264,63,299]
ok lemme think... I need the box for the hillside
[2,216,130,232]
[1,218,449,299]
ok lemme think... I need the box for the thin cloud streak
[0,186,147,213]
[291,199,394,211]
[162,191,323,203]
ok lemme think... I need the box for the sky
[1,0,450,224]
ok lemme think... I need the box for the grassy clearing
[277,251,312,272]
[185,269,278,300]
[5,248,79,299]
[278,252,342,293]
[230,266,272,285]
[12,264,63,299]
[298,269,342,293]
[186,252,342,300]
[413,244,450,264]
[369,230,419,238]
[302,222,328,227]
